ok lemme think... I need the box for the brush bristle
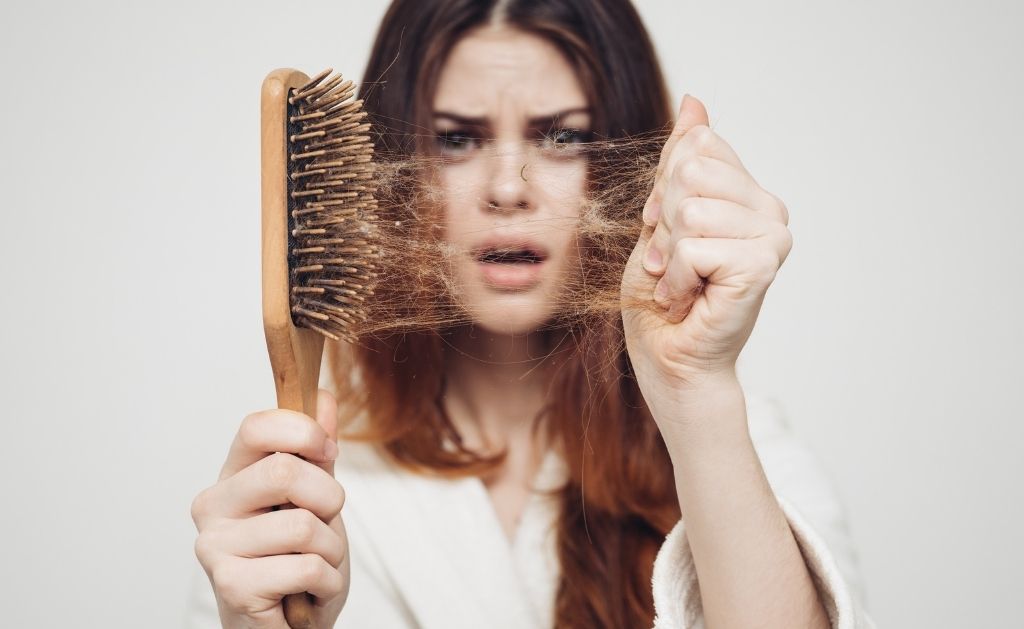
[286,69,380,343]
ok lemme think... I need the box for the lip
[471,235,550,290]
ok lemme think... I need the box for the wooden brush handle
[261,68,327,629]
[267,327,325,629]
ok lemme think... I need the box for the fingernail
[643,244,663,273]
[680,94,691,113]
[323,439,338,460]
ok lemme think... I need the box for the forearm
[656,375,829,629]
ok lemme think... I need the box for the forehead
[432,25,588,117]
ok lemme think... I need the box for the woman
[188,0,875,627]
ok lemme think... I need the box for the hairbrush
[260,67,379,629]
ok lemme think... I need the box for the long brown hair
[329,1,681,626]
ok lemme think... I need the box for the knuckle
[755,250,780,282]
[678,197,704,226]
[301,422,325,454]
[763,247,782,270]
[692,125,715,150]
[778,228,794,258]
[264,452,299,491]
[194,531,217,565]
[674,156,703,184]
[328,481,347,516]
[190,488,211,525]
[211,562,246,610]
[237,411,267,450]
[673,237,693,258]
[769,192,790,225]
[290,510,318,547]
[324,564,344,596]
[299,554,325,584]
[330,535,348,569]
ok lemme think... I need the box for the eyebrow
[432,107,592,128]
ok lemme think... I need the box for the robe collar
[337,440,568,629]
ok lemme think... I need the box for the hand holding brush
[192,68,380,629]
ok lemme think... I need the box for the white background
[1,1,1021,627]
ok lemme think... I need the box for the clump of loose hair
[340,129,670,339]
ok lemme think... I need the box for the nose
[483,140,533,214]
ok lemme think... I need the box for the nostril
[485,200,531,212]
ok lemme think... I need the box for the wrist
[648,372,749,460]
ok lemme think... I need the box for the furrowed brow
[433,112,488,127]
[432,107,591,129]
[526,107,591,128]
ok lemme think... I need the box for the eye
[540,127,593,151]
[436,129,481,155]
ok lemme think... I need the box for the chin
[458,290,559,336]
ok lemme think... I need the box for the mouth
[475,246,548,265]
[472,240,550,289]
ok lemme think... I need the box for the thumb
[657,94,711,177]
[643,94,712,225]
[676,93,710,133]
[313,387,339,474]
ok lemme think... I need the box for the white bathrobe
[185,393,877,628]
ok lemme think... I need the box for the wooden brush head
[262,68,380,341]
[261,68,380,413]
[260,69,380,411]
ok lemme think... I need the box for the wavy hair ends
[329,1,682,627]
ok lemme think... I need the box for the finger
[221,409,336,480]
[654,125,750,206]
[212,508,346,568]
[657,96,709,179]
[646,199,788,286]
[666,196,792,245]
[643,156,783,276]
[258,554,344,602]
[206,452,346,522]
[651,199,791,305]
[655,238,780,323]
[643,94,710,225]
[311,388,339,477]
[653,240,703,313]
[658,128,790,228]
[661,156,780,227]
[213,554,345,613]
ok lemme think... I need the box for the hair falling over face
[328,0,687,627]
[337,130,671,338]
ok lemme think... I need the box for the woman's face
[431,24,591,335]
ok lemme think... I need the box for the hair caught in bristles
[286,68,381,343]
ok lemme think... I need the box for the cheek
[431,163,482,242]
[532,160,588,255]
[532,159,588,210]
